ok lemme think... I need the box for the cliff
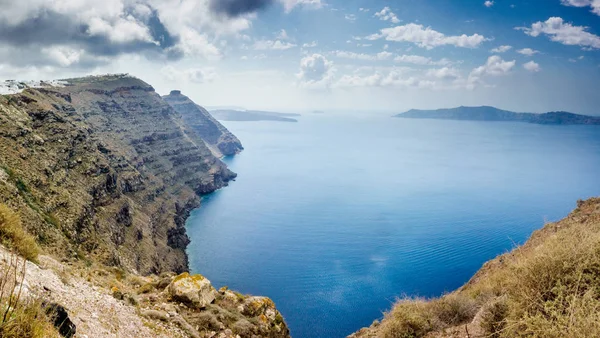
[163,90,243,157]
[351,197,600,338]
[396,106,600,125]
[0,74,290,338]
[0,74,236,275]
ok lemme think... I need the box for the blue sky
[0,0,599,114]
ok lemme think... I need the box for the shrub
[0,252,60,337]
[379,294,477,338]
[0,204,40,262]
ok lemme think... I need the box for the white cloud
[335,69,426,88]
[332,50,393,61]
[374,7,401,24]
[484,1,494,7]
[345,14,357,22]
[279,0,323,13]
[560,0,600,16]
[297,54,335,88]
[367,23,487,49]
[517,48,540,56]
[42,46,85,67]
[468,55,516,88]
[426,67,460,79]
[490,45,512,53]
[303,41,318,48]
[393,55,452,66]
[519,17,600,49]
[254,40,297,50]
[359,8,370,12]
[276,29,290,40]
[161,65,218,83]
[523,61,541,72]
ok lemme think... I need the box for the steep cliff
[163,90,243,157]
[0,74,235,275]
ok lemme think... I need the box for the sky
[0,0,599,115]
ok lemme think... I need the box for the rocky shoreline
[0,74,290,337]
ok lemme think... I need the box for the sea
[186,113,600,338]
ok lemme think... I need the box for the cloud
[335,69,423,88]
[209,0,274,17]
[297,53,335,88]
[367,23,487,49]
[490,45,512,53]
[332,51,393,61]
[560,0,600,16]
[161,65,218,83]
[276,29,290,40]
[484,1,494,7]
[254,40,297,50]
[393,54,452,66]
[0,0,260,69]
[279,0,323,13]
[468,55,515,88]
[517,48,539,56]
[374,7,401,24]
[518,17,600,49]
[426,67,460,79]
[523,61,541,72]
[0,0,322,71]
[345,14,357,22]
[303,41,318,48]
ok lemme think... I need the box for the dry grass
[376,198,600,338]
[0,204,40,262]
[379,294,478,338]
[0,252,60,338]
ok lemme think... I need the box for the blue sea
[186,114,600,338]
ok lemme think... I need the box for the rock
[140,309,169,321]
[167,272,216,308]
[43,302,77,338]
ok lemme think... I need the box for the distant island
[210,109,300,122]
[395,106,600,125]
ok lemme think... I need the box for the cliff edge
[0,74,290,338]
[163,90,243,157]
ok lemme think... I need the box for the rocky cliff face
[163,90,243,157]
[0,74,235,275]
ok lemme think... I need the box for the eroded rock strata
[0,74,235,274]
[163,90,243,157]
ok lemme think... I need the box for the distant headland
[395,106,600,125]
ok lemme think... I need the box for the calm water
[187,115,600,338]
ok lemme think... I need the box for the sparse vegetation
[367,198,600,338]
[378,294,477,338]
[0,204,40,262]
[0,252,60,338]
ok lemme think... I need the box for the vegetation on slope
[0,206,59,337]
[0,204,39,262]
[352,198,600,338]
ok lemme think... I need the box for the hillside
[396,106,600,125]
[163,90,243,157]
[351,197,600,337]
[0,74,290,337]
[210,109,299,122]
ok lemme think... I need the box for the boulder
[167,272,216,308]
